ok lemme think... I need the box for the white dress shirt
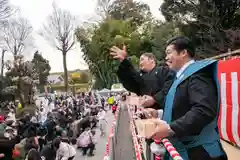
[176,60,195,79]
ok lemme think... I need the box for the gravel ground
[221,140,240,160]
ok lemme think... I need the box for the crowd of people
[0,91,121,160]
[0,35,228,160]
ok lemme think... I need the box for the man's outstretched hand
[110,45,127,62]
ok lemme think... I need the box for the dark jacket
[77,117,91,132]
[117,59,175,109]
[169,65,227,160]
[40,144,56,160]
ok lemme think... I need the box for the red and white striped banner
[218,58,240,146]
[103,105,120,160]
[128,105,143,160]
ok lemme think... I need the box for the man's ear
[181,49,188,57]
[123,45,126,51]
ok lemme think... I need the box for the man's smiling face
[165,44,186,71]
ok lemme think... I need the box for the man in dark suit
[110,46,175,160]
[110,46,175,109]
[145,36,227,160]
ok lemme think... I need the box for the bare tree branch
[39,3,75,91]
[0,16,33,56]
[39,3,75,53]
[0,0,15,21]
[95,0,112,19]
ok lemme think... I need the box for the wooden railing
[125,49,240,160]
[208,49,240,60]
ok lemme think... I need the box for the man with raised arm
[110,46,175,110]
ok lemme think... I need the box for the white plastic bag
[77,131,91,148]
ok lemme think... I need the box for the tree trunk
[62,52,68,92]
[1,50,6,77]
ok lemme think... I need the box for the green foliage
[93,0,240,63]
[75,0,183,89]
[108,0,152,27]
[31,51,51,92]
[3,51,51,106]
[76,19,154,89]
[129,55,139,69]
[76,19,158,88]
[160,0,240,56]
[5,54,39,107]
[151,21,182,60]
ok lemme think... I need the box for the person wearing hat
[17,101,22,110]
[4,126,17,140]
[5,110,16,122]
[0,115,5,123]
[0,116,6,136]
[0,125,17,160]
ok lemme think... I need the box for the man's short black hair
[166,36,195,58]
[52,137,61,149]
[70,138,77,145]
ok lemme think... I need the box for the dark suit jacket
[169,65,227,160]
[117,59,175,109]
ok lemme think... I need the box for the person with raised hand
[110,45,175,110]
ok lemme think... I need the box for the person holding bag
[53,138,76,160]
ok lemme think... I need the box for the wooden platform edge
[221,140,240,160]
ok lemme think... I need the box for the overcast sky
[9,0,164,72]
